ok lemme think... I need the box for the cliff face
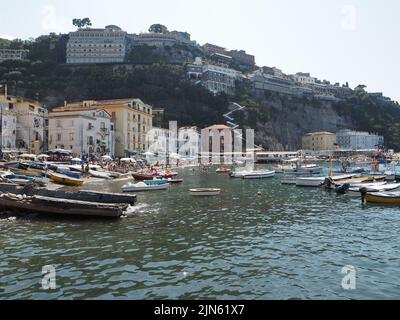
[233,89,400,151]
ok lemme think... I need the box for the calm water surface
[1,166,400,299]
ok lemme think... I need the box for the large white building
[336,129,384,150]
[0,49,29,62]
[66,25,127,64]
[48,108,115,157]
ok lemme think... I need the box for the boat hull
[365,192,400,204]
[51,173,84,186]
[190,188,221,196]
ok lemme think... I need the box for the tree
[72,18,92,29]
[149,24,168,34]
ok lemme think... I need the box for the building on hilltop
[0,49,30,62]
[229,50,255,67]
[51,98,153,157]
[66,25,127,64]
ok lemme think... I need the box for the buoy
[257,192,262,196]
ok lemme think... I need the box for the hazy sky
[2,0,399,101]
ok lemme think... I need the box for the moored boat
[346,183,400,197]
[89,169,112,179]
[296,174,356,187]
[189,188,221,196]
[242,170,275,179]
[132,172,156,181]
[216,167,231,173]
[50,173,84,186]
[365,192,400,204]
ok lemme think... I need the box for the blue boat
[144,179,169,186]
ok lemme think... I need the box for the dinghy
[365,192,400,204]
[50,173,84,187]
[189,188,221,196]
[242,170,275,179]
[296,174,356,187]
[347,183,400,197]
[216,167,231,173]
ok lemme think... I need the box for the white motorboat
[122,181,169,192]
[229,170,250,178]
[346,183,400,197]
[242,170,275,179]
[189,188,221,196]
[89,169,112,179]
[296,174,356,187]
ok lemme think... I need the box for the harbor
[1,155,400,299]
[0,162,400,299]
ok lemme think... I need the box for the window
[69,133,74,141]
[57,133,62,141]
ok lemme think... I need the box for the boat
[122,181,169,192]
[346,183,400,197]
[50,173,84,187]
[189,188,221,196]
[56,166,82,179]
[216,167,231,173]
[88,169,112,179]
[158,171,178,178]
[132,172,156,181]
[144,179,169,186]
[242,170,275,179]
[0,192,127,218]
[364,192,400,204]
[229,170,250,178]
[0,171,33,186]
[0,183,137,205]
[296,174,356,187]
[168,178,183,184]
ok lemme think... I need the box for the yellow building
[302,131,336,151]
[52,98,153,157]
[0,94,48,154]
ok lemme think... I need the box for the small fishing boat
[365,192,400,204]
[346,183,400,197]
[242,170,275,179]
[56,166,82,179]
[158,171,178,178]
[296,174,356,187]
[0,171,33,186]
[0,192,127,218]
[132,172,156,181]
[50,173,84,187]
[189,188,221,196]
[229,170,249,178]
[122,181,169,192]
[216,167,231,173]
[89,169,112,179]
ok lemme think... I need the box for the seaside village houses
[49,98,153,158]
[0,93,48,155]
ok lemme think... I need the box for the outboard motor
[335,183,350,194]
[360,187,368,203]
[321,177,334,190]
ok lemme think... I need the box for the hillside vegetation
[1,34,400,150]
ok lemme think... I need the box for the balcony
[99,127,109,135]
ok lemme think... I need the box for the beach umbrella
[71,158,82,162]
[101,155,113,160]
[37,154,50,159]
[143,151,155,156]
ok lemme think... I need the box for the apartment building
[66,25,127,64]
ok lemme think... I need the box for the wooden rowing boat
[0,192,127,218]
[50,173,84,186]
[190,188,221,196]
[365,192,400,204]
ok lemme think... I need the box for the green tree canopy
[72,18,92,29]
[149,24,168,34]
